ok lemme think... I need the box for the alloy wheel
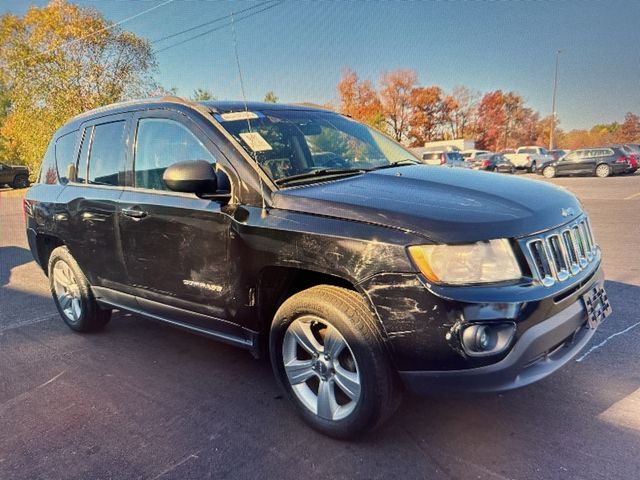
[596,164,610,178]
[282,315,361,421]
[52,260,82,323]
[543,166,556,178]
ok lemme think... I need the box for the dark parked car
[0,162,30,189]
[25,98,609,438]
[606,144,639,174]
[540,146,630,178]
[471,153,515,173]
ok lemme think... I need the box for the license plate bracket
[582,285,611,329]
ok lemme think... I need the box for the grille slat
[525,217,597,287]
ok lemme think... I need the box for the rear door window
[87,121,126,186]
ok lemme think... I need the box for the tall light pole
[549,49,562,150]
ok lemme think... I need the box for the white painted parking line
[576,320,640,362]
[624,192,640,200]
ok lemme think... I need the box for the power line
[154,1,283,54]
[6,0,175,68]
[151,0,276,44]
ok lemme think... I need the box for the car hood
[272,166,582,243]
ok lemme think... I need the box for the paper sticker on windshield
[219,111,259,122]
[239,132,272,152]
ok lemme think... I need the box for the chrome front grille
[524,217,597,287]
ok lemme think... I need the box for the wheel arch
[33,233,65,274]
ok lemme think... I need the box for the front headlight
[408,239,522,285]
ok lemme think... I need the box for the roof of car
[56,97,335,138]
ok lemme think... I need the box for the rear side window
[39,140,57,184]
[87,121,126,186]
[55,131,78,184]
[134,118,215,190]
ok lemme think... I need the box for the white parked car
[504,146,554,172]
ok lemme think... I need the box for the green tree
[0,0,156,174]
[191,88,215,101]
[263,91,278,103]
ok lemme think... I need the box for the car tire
[529,161,537,173]
[48,246,111,332]
[543,166,556,178]
[12,175,29,189]
[595,164,611,178]
[270,285,400,439]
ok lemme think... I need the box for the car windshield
[214,109,418,185]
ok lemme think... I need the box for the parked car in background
[460,149,491,161]
[504,146,554,172]
[500,149,516,155]
[0,162,30,189]
[471,153,515,173]
[606,144,639,174]
[421,150,469,168]
[539,146,630,178]
[549,149,568,161]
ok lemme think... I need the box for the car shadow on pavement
[0,246,34,287]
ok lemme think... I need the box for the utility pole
[549,49,562,150]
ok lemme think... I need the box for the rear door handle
[122,207,147,219]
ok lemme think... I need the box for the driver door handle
[122,207,147,219]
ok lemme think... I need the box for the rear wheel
[595,164,611,178]
[543,166,556,178]
[529,161,537,173]
[12,175,29,189]
[270,285,399,439]
[48,246,111,332]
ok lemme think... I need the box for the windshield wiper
[367,159,421,171]
[275,168,365,186]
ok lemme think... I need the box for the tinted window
[87,121,126,186]
[56,131,77,184]
[134,118,215,190]
[39,140,58,184]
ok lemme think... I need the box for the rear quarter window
[39,140,57,184]
[55,131,78,184]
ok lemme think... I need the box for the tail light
[440,153,447,165]
[616,156,628,164]
[22,198,29,223]
[482,160,491,168]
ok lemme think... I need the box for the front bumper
[399,294,600,394]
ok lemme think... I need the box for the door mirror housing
[163,160,218,196]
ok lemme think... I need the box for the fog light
[461,323,516,357]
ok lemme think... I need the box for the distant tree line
[335,68,639,151]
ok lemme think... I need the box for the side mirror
[163,160,218,196]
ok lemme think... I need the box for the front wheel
[12,175,29,189]
[48,246,111,332]
[543,166,556,178]
[529,161,537,173]
[595,164,611,178]
[270,285,399,439]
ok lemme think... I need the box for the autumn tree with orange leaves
[379,69,417,142]
[336,68,382,127]
[408,86,445,146]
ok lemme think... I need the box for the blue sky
[2,0,639,130]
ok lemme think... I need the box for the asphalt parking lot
[1,173,639,480]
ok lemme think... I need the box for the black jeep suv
[25,97,610,438]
